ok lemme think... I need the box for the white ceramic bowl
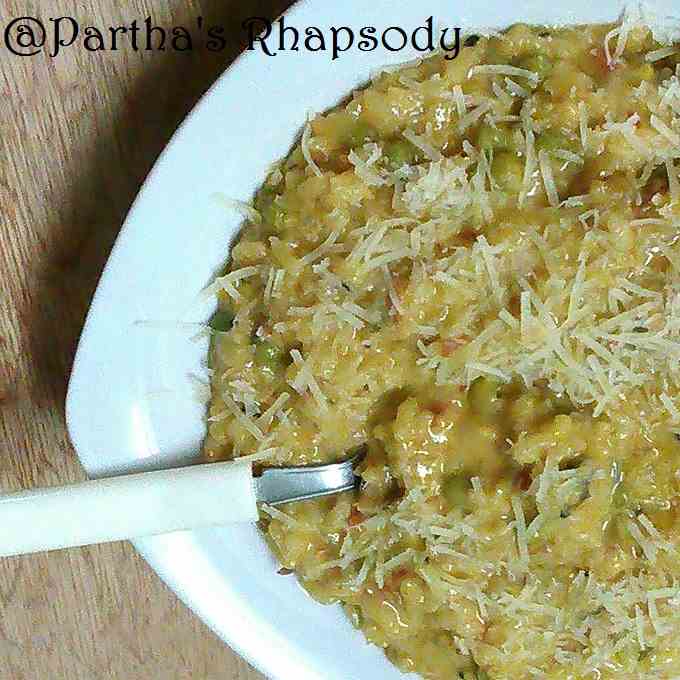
[66,1,678,678]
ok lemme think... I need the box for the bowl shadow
[25,0,293,425]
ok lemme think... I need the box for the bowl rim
[65,3,318,677]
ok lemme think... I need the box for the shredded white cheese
[301,122,323,177]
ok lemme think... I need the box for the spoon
[0,453,363,558]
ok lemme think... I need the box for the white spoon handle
[0,461,258,558]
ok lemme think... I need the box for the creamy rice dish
[204,15,680,680]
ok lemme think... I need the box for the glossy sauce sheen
[205,20,680,680]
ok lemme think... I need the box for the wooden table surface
[0,1,292,677]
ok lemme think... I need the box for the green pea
[547,392,574,415]
[485,37,510,64]
[491,151,525,193]
[262,201,287,231]
[476,124,514,151]
[468,376,503,418]
[536,129,576,153]
[344,120,376,148]
[210,309,235,333]
[518,52,553,80]
[256,186,287,231]
[626,62,655,86]
[442,474,470,508]
[383,139,417,169]
[255,184,276,208]
[255,340,285,371]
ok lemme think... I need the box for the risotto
[204,15,680,680]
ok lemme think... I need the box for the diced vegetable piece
[256,186,287,231]
[344,120,377,148]
[625,62,654,86]
[485,36,511,63]
[536,129,577,153]
[492,151,525,193]
[263,201,286,230]
[442,474,470,508]
[383,139,417,169]
[468,376,502,418]
[255,340,285,371]
[640,165,669,204]
[547,392,574,415]
[255,184,276,208]
[519,52,553,79]
[477,124,514,151]
[210,309,235,333]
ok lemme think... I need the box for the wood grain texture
[0,1,292,677]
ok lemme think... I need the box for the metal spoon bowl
[0,451,365,558]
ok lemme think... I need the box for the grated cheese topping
[203,14,680,680]
[468,64,540,87]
